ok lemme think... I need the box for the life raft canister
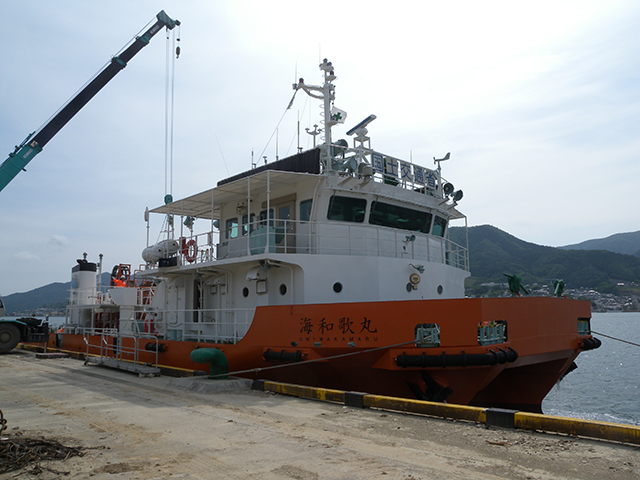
[181,237,198,263]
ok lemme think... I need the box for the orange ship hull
[49,296,593,413]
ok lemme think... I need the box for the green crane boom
[0,10,179,193]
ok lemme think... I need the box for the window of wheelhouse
[327,195,366,222]
[300,199,313,222]
[259,209,274,227]
[369,201,432,234]
[242,213,255,236]
[225,217,239,239]
[432,216,447,237]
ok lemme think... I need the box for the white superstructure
[134,59,470,344]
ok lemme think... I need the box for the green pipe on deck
[190,347,228,379]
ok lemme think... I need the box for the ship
[51,59,601,413]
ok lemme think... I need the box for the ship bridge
[145,147,468,273]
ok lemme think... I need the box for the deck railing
[165,220,468,271]
[82,328,160,368]
[68,307,254,345]
[99,308,254,345]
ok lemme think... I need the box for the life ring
[182,238,198,263]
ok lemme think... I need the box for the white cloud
[14,251,41,262]
[49,235,70,248]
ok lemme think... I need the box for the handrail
[82,328,160,369]
[77,307,254,346]
[151,308,254,344]
[166,219,468,271]
[325,144,446,196]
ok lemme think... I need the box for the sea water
[5,313,640,425]
[542,311,640,426]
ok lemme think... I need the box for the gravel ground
[0,350,638,480]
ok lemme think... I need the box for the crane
[0,10,179,192]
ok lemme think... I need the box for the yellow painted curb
[515,412,640,445]
[256,380,640,445]
[363,395,487,423]
[262,381,345,403]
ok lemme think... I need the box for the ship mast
[294,58,337,170]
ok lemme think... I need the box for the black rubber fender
[396,347,518,368]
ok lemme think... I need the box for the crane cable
[164,24,180,201]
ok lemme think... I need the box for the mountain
[559,230,640,257]
[2,273,111,315]
[3,282,69,314]
[450,225,640,294]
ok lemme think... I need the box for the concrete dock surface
[1,350,638,479]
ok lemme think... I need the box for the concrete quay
[1,350,638,479]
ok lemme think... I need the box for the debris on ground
[0,435,86,475]
[0,409,85,475]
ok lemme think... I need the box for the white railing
[68,286,155,307]
[329,146,444,197]
[172,220,468,271]
[139,308,254,345]
[82,328,160,368]
[70,307,254,345]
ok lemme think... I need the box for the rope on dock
[0,409,86,475]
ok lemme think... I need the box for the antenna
[433,152,450,194]
[297,111,301,152]
[433,152,450,168]
[347,115,377,136]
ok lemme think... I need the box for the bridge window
[369,201,432,233]
[327,195,366,223]
[242,214,255,236]
[300,199,313,222]
[432,216,447,237]
[259,209,274,227]
[225,217,239,239]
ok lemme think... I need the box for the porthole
[242,287,249,297]
[333,282,343,293]
[279,284,287,295]
[406,282,413,292]
[437,285,443,295]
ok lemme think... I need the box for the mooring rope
[592,330,640,348]
[208,339,417,379]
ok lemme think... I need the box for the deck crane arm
[0,10,179,193]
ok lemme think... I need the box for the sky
[1,0,640,295]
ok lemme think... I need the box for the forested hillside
[560,230,640,257]
[450,225,640,294]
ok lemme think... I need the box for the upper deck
[143,58,468,276]
[145,144,468,273]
